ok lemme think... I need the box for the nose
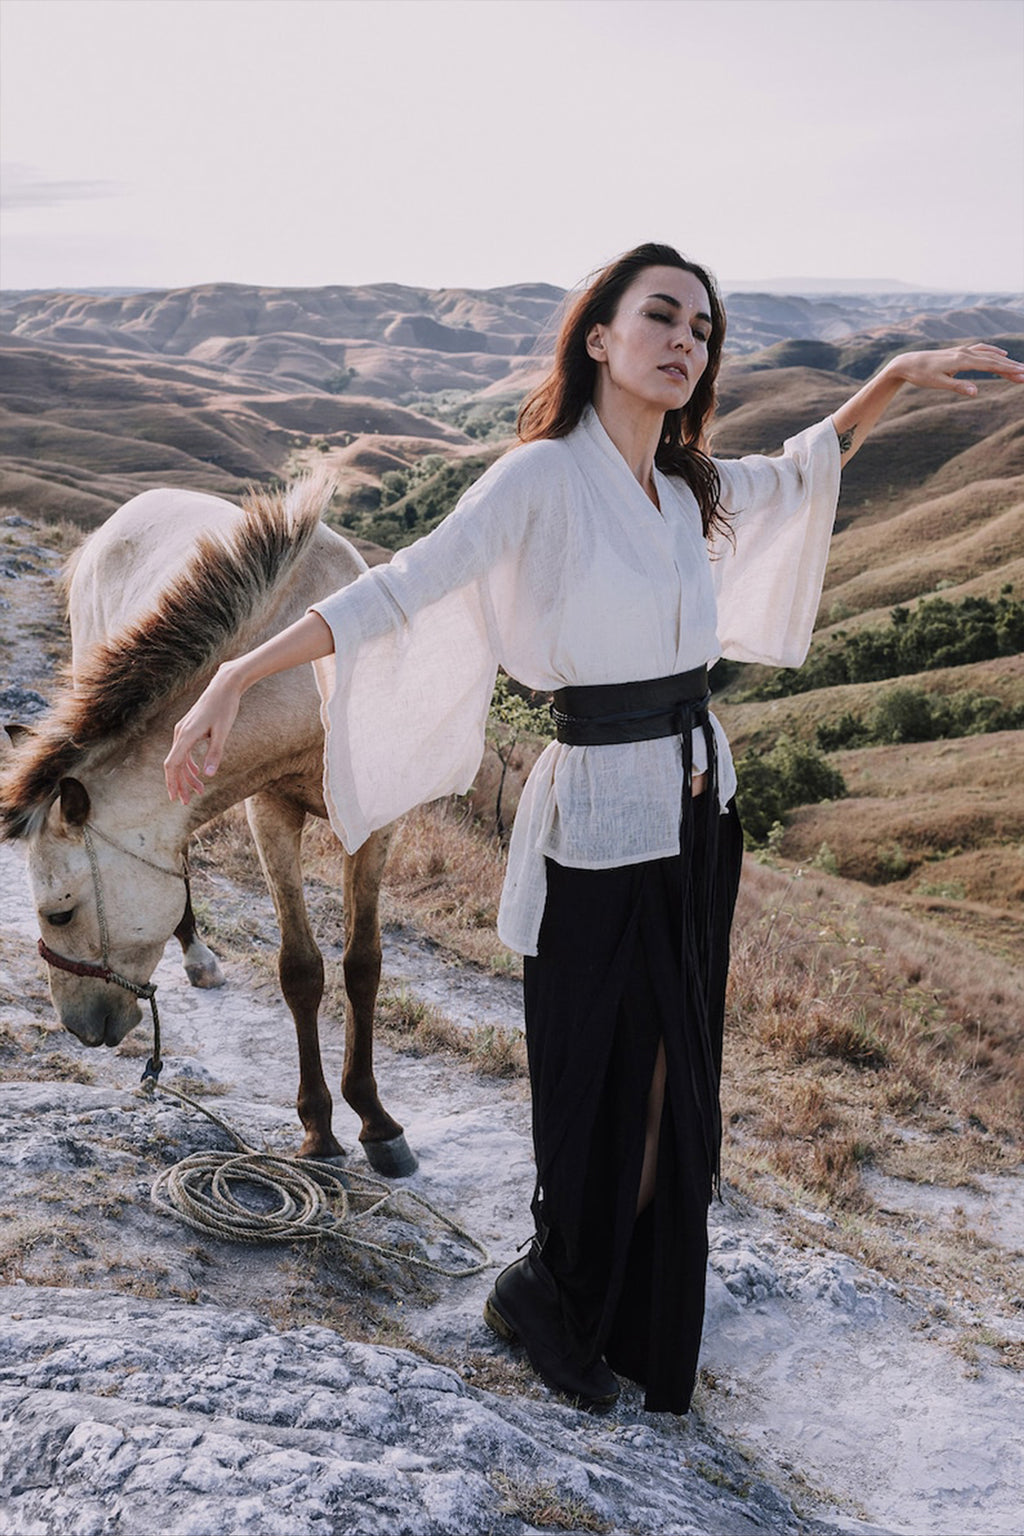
[673,325,695,352]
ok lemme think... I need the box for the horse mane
[0,475,334,840]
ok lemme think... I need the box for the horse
[0,475,416,1176]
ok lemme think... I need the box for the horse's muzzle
[55,988,141,1048]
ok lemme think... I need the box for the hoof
[362,1132,418,1178]
[183,944,226,990]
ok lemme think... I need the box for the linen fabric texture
[310,404,841,955]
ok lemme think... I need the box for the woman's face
[586,265,712,415]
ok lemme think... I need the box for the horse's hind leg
[174,885,226,990]
[245,790,342,1159]
[342,828,416,1176]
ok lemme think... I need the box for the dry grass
[727,860,1023,1157]
[779,775,1024,892]
[822,474,1024,610]
[722,859,1023,1313]
[340,979,526,1082]
[190,793,1021,1198]
[489,1470,611,1533]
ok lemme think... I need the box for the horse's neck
[88,743,194,862]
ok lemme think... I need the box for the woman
[165,243,1023,1414]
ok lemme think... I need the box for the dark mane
[0,477,332,840]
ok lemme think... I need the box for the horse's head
[23,775,189,1048]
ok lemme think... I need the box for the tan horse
[0,477,413,1175]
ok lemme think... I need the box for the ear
[2,722,36,763]
[585,323,607,363]
[58,777,91,827]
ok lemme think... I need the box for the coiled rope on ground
[144,1079,491,1278]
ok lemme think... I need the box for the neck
[90,740,195,862]
[590,380,664,503]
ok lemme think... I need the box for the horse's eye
[47,910,75,928]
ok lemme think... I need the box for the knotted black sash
[550,666,723,1196]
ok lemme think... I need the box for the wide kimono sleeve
[308,450,532,852]
[710,416,841,667]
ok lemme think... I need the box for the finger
[185,757,205,790]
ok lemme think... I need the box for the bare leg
[635,776,706,1213]
[636,1039,667,1216]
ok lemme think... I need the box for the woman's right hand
[164,662,244,804]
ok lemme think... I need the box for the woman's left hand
[832,341,1024,464]
[885,343,1024,397]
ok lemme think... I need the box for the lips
[659,364,688,382]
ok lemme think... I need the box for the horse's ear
[4,723,35,748]
[58,777,91,827]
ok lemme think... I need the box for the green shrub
[815,687,1024,751]
[340,454,496,550]
[877,842,911,881]
[871,686,938,744]
[735,737,846,846]
[749,590,1024,700]
[323,366,357,394]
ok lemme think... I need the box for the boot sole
[483,1290,517,1344]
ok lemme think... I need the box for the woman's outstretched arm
[832,343,1024,466]
[164,610,334,804]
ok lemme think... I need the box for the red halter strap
[36,936,156,999]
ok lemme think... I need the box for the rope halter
[36,820,189,1084]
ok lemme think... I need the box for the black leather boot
[483,1245,619,1409]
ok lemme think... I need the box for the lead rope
[144,1078,491,1278]
[52,823,489,1276]
[81,823,164,1082]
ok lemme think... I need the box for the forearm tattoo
[837,425,856,454]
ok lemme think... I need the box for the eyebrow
[646,293,714,327]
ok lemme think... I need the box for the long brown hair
[518,242,729,538]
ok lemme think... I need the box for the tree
[486,674,551,842]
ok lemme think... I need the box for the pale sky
[2,0,1022,294]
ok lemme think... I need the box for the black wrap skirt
[523,797,743,1414]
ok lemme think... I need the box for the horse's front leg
[174,881,226,990]
[343,828,416,1176]
[245,790,341,1159]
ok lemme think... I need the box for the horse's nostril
[47,909,75,927]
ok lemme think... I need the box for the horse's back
[70,488,246,658]
[69,485,367,663]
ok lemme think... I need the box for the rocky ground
[1,514,1022,1535]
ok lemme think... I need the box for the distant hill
[1,280,1020,529]
[3,281,1020,392]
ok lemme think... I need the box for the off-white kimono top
[311,405,841,954]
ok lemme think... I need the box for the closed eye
[641,308,711,343]
[47,910,75,927]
